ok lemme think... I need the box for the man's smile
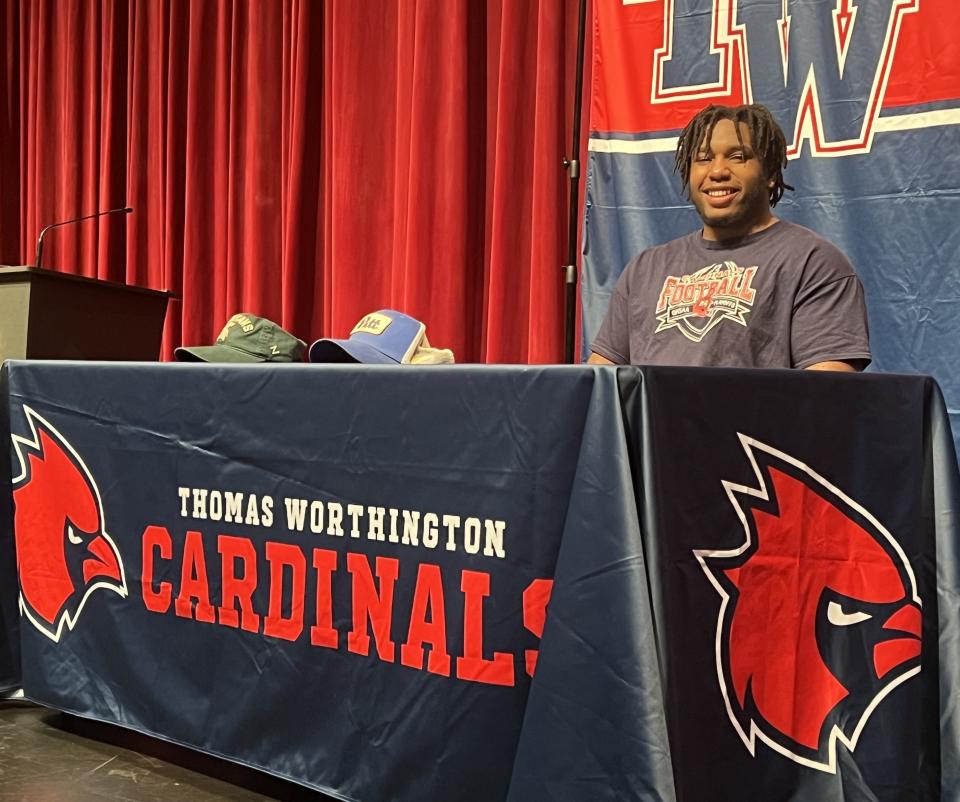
[701,187,740,207]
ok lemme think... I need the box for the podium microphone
[34,206,133,269]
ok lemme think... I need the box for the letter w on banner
[583,0,960,452]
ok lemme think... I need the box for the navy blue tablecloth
[1,362,957,801]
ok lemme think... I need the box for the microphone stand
[35,206,133,269]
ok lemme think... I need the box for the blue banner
[583,0,960,454]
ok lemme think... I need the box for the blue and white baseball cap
[308,310,427,364]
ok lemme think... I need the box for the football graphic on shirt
[655,261,758,342]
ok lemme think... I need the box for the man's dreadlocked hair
[674,104,794,206]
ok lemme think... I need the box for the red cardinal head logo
[695,435,921,772]
[12,406,126,642]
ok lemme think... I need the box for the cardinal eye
[67,525,82,545]
[827,600,872,626]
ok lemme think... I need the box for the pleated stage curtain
[0,0,585,363]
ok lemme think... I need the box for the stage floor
[0,702,339,802]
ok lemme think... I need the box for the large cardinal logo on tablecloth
[12,406,126,642]
[695,435,921,772]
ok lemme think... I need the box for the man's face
[688,118,775,241]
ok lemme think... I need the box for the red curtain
[0,0,586,363]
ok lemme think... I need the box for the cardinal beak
[873,601,921,679]
[83,533,123,586]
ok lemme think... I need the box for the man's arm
[805,359,864,372]
[590,354,861,370]
[791,239,871,370]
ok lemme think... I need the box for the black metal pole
[561,0,589,363]
[34,206,133,268]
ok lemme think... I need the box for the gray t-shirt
[591,220,871,369]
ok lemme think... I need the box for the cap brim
[308,339,398,365]
[174,345,264,363]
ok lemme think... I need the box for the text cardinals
[141,525,551,687]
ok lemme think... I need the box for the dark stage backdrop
[0,0,588,363]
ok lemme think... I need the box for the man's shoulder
[706,219,856,273]
[618,233,698,291]
[771,219,836,247]
[629,230,700,266]
[772,220,858,278]
[764,219,849,256]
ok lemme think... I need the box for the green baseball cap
[175,313,306,363]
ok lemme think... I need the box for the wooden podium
[0,266,169,361]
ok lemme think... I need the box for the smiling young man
[588,104,870,371]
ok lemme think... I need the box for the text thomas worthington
[176,486,507,560]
